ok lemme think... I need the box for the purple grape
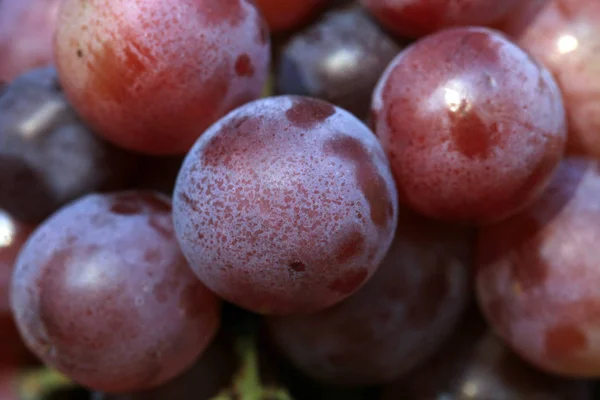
[265,210,472,385]
[10,191,221,393]
[173,95,398,315]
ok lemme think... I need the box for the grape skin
[501,0,600,159]
[254,0,328,32]
[477,158,600,377]
[383,311,594,399]
[265,211,472,385]
[0,209,32,316]
[173,96,398,315]
[371,26,567,224]
[276,5,404,120]
[10,192,221,393]
[0,0,61,82]
[360,0,522,38]
[0,67,135,223]
[54,0,271,155]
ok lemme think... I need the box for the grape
[95,333,235,400]
[0,67,136,223]
[477,157,600,377]
[54,0,271,155]
[382,311,594,399]
[265,210,472,385]
[501,0,600,159]
[173,95,398,315]
[0,209,32,316]
[0,0,61,82]
[10,191,221,392]
[371,26,567,224]
[276,5,404,120]
[254,0,328,32]
[360,0,522,38]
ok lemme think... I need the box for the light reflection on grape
[0,210,16,248]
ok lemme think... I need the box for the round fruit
[10,191,221,392]
[173,95,398,315]
[54,0,270,155]
[372,26,566,224]
[477,157,600,377]
[266,210,472,385]
[255,0,328,32]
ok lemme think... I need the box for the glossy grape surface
[360,0,521,38]
[383,312,594,399]
[477,158,600,377]
[0,210,32,315]
[173,96,398,315]
[502,0,600,159]
[10,192,221,392]
[0,0,61,82]
[266,210,472,385]
[54,0,270,155]
[372,26,566,224]
[255,0,328,32]
[0,67,135,223]
[276,5,403,120]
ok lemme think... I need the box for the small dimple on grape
[173,95,398,315]
[10,191,220,392]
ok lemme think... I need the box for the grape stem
[212,335,293,400]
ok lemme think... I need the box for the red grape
[265,210,472,385]
[477,157,600,377]
[0,0,61,82]
[10,191,221,392]
[254,0,328,32]
[360,0,522,38]
[173,96,398,315]
[502,0,600,159]
[382,311,594,399]
[0,67,135,223]
[371,26,567,224]
[0,209,32,316]
[276,5,404,120]
[54,0,271,155]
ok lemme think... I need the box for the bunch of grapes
[1,0,600,399]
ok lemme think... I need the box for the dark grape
[372,26,566,223]
[501,0,600,159]
[276,5,404,120]
[173,95,398,315]
[382,310,594,399]
[0,67,135,223]
[54,0,271,155]
[0,0,61,81]
[10,191,221,392]
[477,158,600,377]
[360,0,522,38]
[265,210,472,385]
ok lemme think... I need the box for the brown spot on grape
[148,216,173,239]
[449,100,498,159]
[143,249,161,263]
[235,54,255,77]
[335,230,366,264]
[110,195,142,215]
[288,261,306,272]
[203,0,244,27]
[202,115,261,168]
[545,324,587,359]
[406,263,449,327]
[138,192,172,212]
[285,97,335,128]
[323,136,393,227]
[328,268,368,295]
[76,49,83,58]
